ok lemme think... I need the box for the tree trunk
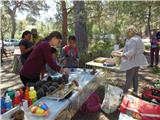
[1,29,5,61]
[147,5,152,39]
[74,1,88,52]
[61,1,68,46]
[11,15,16,39]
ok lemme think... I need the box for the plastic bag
[101,84,123,113]
[120,95,160,120]
[119,113,137,120]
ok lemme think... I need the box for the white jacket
[120,35,148,71]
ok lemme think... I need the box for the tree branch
[67,6,75,14]
[53,0,61,5]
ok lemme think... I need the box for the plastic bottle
[19,88,24,100]
[7,88,15,100]
[29,87,37,103]
[1,97,6,114]
[5,94,13,111]
[24,87,29,101]
[28,99,32,106]
[13,91,21,107]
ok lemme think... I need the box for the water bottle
[1,97,6,114]
[29,87,37,103]
[6,88,15,100]
[5,94,13,111]
[13,91,21,107]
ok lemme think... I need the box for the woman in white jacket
[114,26,148,94]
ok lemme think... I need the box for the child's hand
[63,60,67,65]
[62,68,70,75]
[76,59,79,66]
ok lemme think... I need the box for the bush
[79,40,114,68]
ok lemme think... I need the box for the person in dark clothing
[150,30,160,67]
[19,31,33,65]
[20,31,69,86]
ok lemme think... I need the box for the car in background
[4,39,20,46]
[4,39,11,46]
[10,39,20,46]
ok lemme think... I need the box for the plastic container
[5,94,13,111]
[13,91,21,107]
[29,87,37,103]
[6,88,15,100]
[1,97,6,114]
[25,87,29,100]
[19,88,24,100]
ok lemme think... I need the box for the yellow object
[29,87,37,100]
[94,57,107,63]
[30,106,48,116]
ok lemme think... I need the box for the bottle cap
[30,87,34,91]
[7,88,13,91]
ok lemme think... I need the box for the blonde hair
[126,25,138,34]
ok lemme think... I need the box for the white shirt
[120,35,148,71]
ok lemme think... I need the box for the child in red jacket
[61,35,79,68]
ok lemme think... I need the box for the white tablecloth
[25,68,100,120]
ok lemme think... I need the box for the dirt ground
[1,54,160,120]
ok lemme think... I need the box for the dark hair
[51,47,58,54]
[22,30,31,39]
[156,31,160,39]
[31,28,37,33]
[68,35,76,42]
[45,31,62,41]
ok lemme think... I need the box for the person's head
[68,35,77,48]
[126,25,138,38]
[22,30,31,41]
[31,28,38,38]
[45,31,62,47]
[50,47,58,59]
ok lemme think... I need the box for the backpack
[80,92,101,113]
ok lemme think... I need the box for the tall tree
[3,0,48,38]
[61,0,67,45]
[74,1,88,52]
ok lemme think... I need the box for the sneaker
[149,65,153,67]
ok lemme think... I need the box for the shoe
[149,65,153,67]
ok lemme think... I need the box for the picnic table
[86,57,121,72]
[24,68,100,120]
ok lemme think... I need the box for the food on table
[36,88,46,99]
[48,86,56,93]
[29,87,37,103]
[38,102,49,111]
[94,57,107,63]
[111,51,122,57]
[30,106,48,116]
[90,68,97,75]
[72,80,79,87]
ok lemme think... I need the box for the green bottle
[7,88,15,100]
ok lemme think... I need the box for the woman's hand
[111,51,123,57]
[60,67,70,75]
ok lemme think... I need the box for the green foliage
[145,44,151,51]
[152,67,160,76]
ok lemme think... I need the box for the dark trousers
[20,74,39,87]
[150,47,159,65]
[124,67,139,93]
